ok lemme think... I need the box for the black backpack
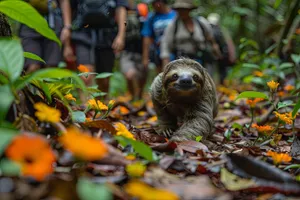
[74,0,117,29]
[125,12,141,42]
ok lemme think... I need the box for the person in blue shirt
[141,0,176,72]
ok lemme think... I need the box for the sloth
[150,58,218,141]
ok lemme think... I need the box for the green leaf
[115,136,154,161]
[38,81,52,103]
[77,177,112,200]
[195,135,202,142]
[284,164,300,170]
[291,54,300,64]
[15,68,86,92]
[0,85,15,122]
[292,99,300,118]
[235,91,268,100]
[24,52,46,64]
[72,111,86,123]
[0,0,61,46]
[242,63,260,69]
[0,158,21,176]
[224,129,232,141]
[232,123,242,130]
[277,101,294,109]
[0,127,18,155]
[279,62,294,70]
[0,38,24,82]
[273,0,282,8]
[95,73,113,79]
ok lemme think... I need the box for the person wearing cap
[141,0,176,73]
[160,0,221,74]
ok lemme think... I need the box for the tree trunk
[276,0,300,57]
[0,13,12,37]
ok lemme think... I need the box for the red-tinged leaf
[151,142,177,152]
[82,120,116,135]
[177,141,209,153]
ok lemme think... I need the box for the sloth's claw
[162,128,173,138]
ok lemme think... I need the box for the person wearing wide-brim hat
[160,0,222,75]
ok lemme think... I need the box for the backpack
[172,17,216,63]
[125,12,141,42]
[75,0,117,29]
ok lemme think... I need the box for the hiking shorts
[75,42,115,73]
[120,51,145,79]
[19,24,62,67]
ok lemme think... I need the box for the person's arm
[160,21,175,68]
[112,6,127,52]
[59,0,72,44]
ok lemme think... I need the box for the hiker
[20,0,72,73]
[120,1,148,101]
[71,0,128,95]
[141,0,176,73]
[160,0,221,75]
[207,13,236,84]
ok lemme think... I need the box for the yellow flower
[125,154,136,160]
[34,102,61,123]
[137,111,147,117]
[87,99,108,111]
[266,150,292,165]
[274,111,294,124]
[126,162,146,177]
[64,93,76,101]
[246,98,264,108]
[77,64,89,73]
[252,123,273,136]
[267,80,279,91]
[253,70,264,77]
[59,126,108,161]
[115,122,135,140]
[284,84,295,92]
[124,180,179,200]
[147,116,158,123]
[108,100,115,107]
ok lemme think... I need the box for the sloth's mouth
[174,83,196,90]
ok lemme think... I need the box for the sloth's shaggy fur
[150,58,218,141]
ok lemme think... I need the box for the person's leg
[95,48,115,95]
[43,37,62,68]
[22,36,43,73]
[120,51,136,99]
[134,53,148,99]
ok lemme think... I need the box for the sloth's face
[164,67,203,103]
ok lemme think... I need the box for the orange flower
[277,91,285,97]
[87,99,108,111]
[119,106,130,115]
[246,98,264,108]
[274,111,294,124]
[115,122,135,140]
[252,123,273,135]
[253,70,264,77]
[77,64,89,73]
[266,150,292,165]
[59,126,108,161]
[284,84,295,92]
[5,134,56,181]
[34,102,61,123]
[64,93,76,101]
[124,180,179,200]
[125,154,136,160]
[267,80,279,91]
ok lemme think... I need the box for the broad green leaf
[72,111,86,123]
[0,85,15,122]
[232,123,242,130]
[279,62,294,70]
[291,54,300,64]
[0,38,24,82]
[115,136,154,161]
[277,101,294,109]
[0,158,21,176]
[0,0,61,46]
[242,63,260,69]
[235,91,268,100]
[0,127,18,155]
[292,99,300,118]
[24,52,45,64]
[95,72,113,79]
[77,177,112,200]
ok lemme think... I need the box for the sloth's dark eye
[193,75,199,81]
[172,74,178,80]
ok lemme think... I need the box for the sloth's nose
[179,77,193,86]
